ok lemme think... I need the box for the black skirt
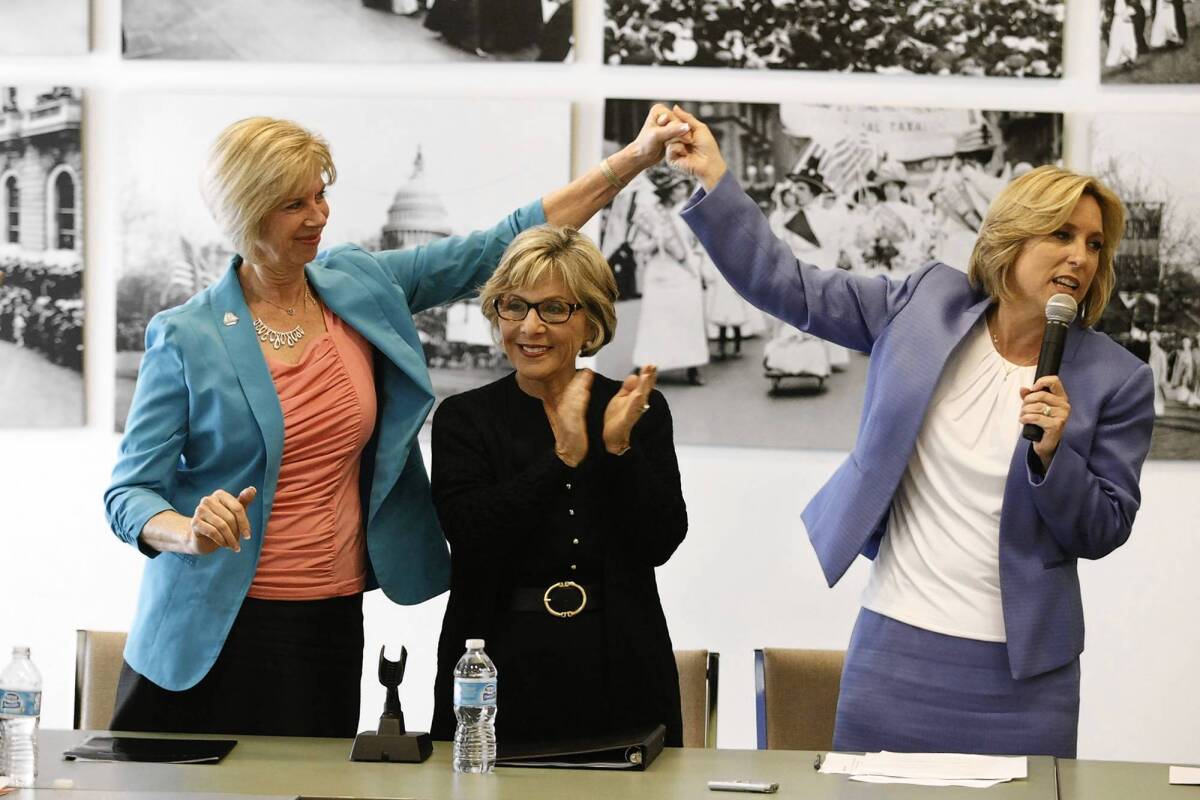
[111,594,364,738]
[485,608,612,744]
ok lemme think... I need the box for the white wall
[2,0,1198,763]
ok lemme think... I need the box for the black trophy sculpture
[350,645,432,763]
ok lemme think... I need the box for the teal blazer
[105,200,545,691]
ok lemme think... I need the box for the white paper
[820,751,1027,782]
[1170,766,1200,785]
[850,775,1008,788]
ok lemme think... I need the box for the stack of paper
[819,751,1029,789]
[1169,766,1200,785]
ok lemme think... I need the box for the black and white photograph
[1092,114,1200,459]
[0,0,89,56]
[598,99,1062,450]
[116,92,569,431]
[0,86,85,428]
[604,0,1062,77]
[1101,0,1198,83]
[122,0,573,62]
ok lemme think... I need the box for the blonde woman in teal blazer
[103,109,691,736]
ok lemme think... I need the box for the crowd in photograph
[604,0,1063,76]
[600,144,1024,391]
[422,0,573,60]
[0,251,84,373]
[1103,0,1189,71]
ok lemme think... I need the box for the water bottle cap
[12,646,30,658]
[465,638,485,650]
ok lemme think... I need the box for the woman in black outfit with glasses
[429,225,686,747]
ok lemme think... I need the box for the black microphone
[1022,293,1078,442]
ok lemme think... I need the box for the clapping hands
[543,367,659,466]
[604,366,658,455]
[544,369,594,467]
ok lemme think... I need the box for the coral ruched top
[248,306,377,600]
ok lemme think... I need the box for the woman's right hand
[189,487,257,555]
[544,370,593,467]
[664,105,728,192]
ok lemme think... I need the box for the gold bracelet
[600,157,625,190]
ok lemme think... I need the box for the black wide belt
[509,582,603,617]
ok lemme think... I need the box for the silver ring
[640,403,651,413]
[1042,405,1052,418]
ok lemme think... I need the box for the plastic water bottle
[0,647,42,788]
[452,638,497,774]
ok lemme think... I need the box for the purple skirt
[834,609,1080,757]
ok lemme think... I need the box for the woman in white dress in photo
[1106,0,1141,68]
[630,179,709,384]
[1150,0,1184,48]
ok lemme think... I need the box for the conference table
[11,730,1191,799]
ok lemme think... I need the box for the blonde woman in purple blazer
[667,107,1154,758]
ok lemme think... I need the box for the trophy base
[350,730,433,763]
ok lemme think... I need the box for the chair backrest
[74,630,127,730]
[674,649,720,748]
[754,648,844,751]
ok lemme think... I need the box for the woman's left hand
[603,366,658,454]
[1020,375,1071,470]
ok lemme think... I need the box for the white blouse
[860,317,1036,642]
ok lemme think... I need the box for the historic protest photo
[115,92,568,430]
[597,99,1062,450]
[1091,114,1200,459]
[122,0,573,62]
[1102,0,1198,82]
[0,86,85,427]
[604,0,1063,77]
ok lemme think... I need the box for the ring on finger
[1042,404,1052,418]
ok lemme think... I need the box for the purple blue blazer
[682,173,1155,680]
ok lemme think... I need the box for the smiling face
[1007,193,1103,318]
[498,272,589,390]
[251,176,328,270]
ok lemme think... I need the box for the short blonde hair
[203,116,337,258]
[967,165,1125,328]
[479,226,618,357]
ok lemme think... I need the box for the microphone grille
[1045,293,1078,324]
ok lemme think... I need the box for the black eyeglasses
[494,295,583,325]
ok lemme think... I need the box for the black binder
[63,736,237,764]
[496,724,666,770]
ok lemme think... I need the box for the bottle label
[0,689,41,717]
[454,677,497,708]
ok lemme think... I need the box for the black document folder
[63,736,237,764]
[495,723,666,770]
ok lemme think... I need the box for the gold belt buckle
[543,581,587,618]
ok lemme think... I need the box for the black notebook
[63,736,237,764]
[495,724,666,771]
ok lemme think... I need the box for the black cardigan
[429,372,686,746]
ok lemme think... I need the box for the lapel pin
[223,312,239,326]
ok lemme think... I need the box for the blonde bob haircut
[203,116,337,258]
[479,226,618,358]
[967,165,1124,328]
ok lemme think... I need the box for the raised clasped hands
[662,105,727,192]
[628,103,694,171]
[604,366,658,455]
[189,486,257,555]
[1019,376,1071,470]
[545,369,594,468]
